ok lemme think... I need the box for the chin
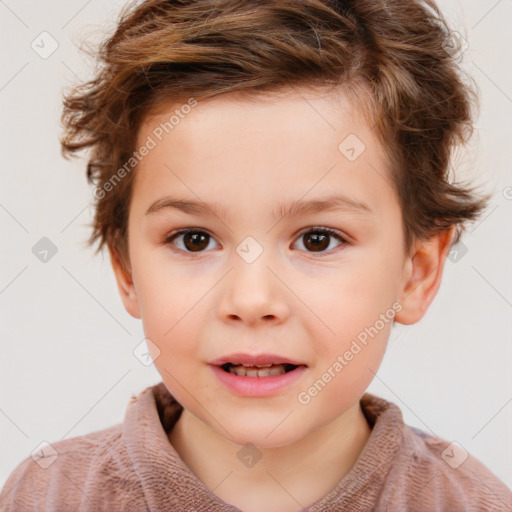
[224,422,303,450]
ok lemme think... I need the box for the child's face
[113,87,431,447]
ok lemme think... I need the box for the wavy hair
[60,0,489,271]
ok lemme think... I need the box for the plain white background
[1,0,511,495]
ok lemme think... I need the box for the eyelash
[163,227,348,257]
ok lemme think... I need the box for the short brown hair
[60,0,489,272]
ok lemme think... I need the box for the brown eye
[302,232,330,252]
[294,228,346,254]
[183,232,209,251]
[165,229,217,253]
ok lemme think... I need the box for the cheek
[130,255,189,352]
[131,242,193,315]
[306,254,401,325]
[299,247,402,363]
[296,324,391,431]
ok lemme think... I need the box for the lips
[208,352,308,367]
[209,359,308,397]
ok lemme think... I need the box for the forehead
[138,85,371,146]
[131,86,396,222]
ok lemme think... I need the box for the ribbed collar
[123,382,405,511]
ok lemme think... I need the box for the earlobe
[394,227,455,325]
[108,246,141,319]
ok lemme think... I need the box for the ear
[108,246,141,319]
[394,226,455,325]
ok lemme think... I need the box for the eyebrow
[145,193,374,219]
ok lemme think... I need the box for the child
[1,0,511,510]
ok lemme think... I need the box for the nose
[217,251,290,327]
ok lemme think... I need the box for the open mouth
[220,363,299,377]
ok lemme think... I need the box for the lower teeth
[227,364,291,377]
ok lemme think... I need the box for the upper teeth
[228,364,287,377]
[239,363,273,368]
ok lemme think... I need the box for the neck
[168,400,372,512]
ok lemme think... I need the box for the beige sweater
[1,382,511,511]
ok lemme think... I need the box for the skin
[110,86,454,512]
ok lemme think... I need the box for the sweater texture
[1,382,511,511]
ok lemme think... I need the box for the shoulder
[360,393,512,510]
[388,422,512,510]
[0,422,143,511]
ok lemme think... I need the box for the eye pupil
[304,233,329,252]
[184,232,209,252]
